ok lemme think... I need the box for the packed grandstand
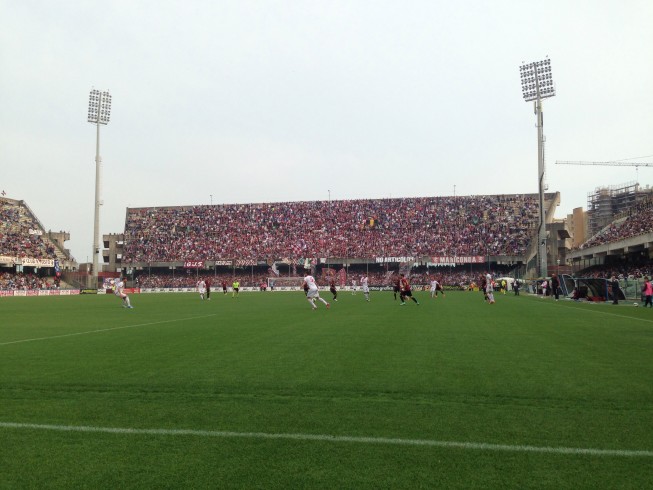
[2,191,653,297]
[121,193,552,263]
[1,197,58,260]
[579,199,653,249]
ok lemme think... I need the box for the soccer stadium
[3,182,653,488]
[3,4,653,489]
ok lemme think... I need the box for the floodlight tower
[520,58,555,278]
[87,88,112,283]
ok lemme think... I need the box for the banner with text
[0,255,55,267]
[183,260,205,268]
[428,256,485,267]
[375,256,416,264]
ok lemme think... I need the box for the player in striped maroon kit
[399,274,419,306]
[330,278,338,302]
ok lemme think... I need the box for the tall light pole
[87,88,112,284]
[520,58,555,278]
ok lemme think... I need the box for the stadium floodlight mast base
[520,58,555,278]
[87,88,112,285]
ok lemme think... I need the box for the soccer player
[399,274,419,305]
[205,278,211,300]
[351,279,357,295]
[197,279,206,300]
[436,278,445,298]
[393,275,401,300]
[480,274,488,301]
[222,280,228,295]
[361,275,370,302]
[232,279,240,297]
[485,272,495,304]
[329,278,338,302]
[303,274,330,310]
[113,277,133,308]
[430,277,439,299]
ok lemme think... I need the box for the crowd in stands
[0,198,55,259]
[574,263,653,281]
[122,194,543,263]
[0,271,58,290]
[580,200,653,249]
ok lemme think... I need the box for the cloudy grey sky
[2,0,652,262]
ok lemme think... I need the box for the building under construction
[587,182,653,237]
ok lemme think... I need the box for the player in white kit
[303,275,330,310]
[197,279,206,300]
[485,273,495,304]
[430,278,439,299]
[113,277,133,308]
[361,275,370,302]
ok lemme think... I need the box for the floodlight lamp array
[88,89,112,124]
[520,59,555,102]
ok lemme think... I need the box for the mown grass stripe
[1,422,651,458]
[0,314,218,346]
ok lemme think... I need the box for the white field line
[1,422,651,458]
[0,314,218,346]
[523,295,653,324]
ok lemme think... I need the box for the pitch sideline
[520,294,653,324]
[1,421,651,458]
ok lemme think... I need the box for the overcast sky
[2,0,652,262]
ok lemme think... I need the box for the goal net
[267,277,304,289]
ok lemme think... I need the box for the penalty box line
[0,314,218,347]
[1,422,652,458]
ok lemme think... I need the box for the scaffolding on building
[586,182,653,237]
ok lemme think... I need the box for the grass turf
[1,290,652,488]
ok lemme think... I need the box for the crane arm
[556,160,653,167]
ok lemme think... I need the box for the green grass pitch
[1,290,652,488]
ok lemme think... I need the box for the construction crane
[556,160,653,167]
[555,159,653,183]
